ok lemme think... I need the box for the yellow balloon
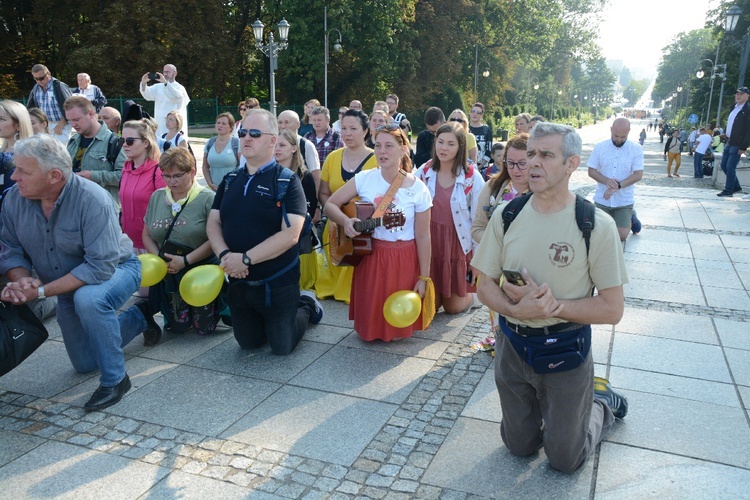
[383,290,421,328]
[179,265,225,307]
[138,253,168,287]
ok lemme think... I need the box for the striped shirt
[34,79,64,122]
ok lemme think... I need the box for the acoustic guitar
[329,202,406,266]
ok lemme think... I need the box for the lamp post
[324,6,342,109]
[697,57,720,125]
[473,45,490,104]
[551,89,562,121]
[725,5,750,89]
[252,18,291,116]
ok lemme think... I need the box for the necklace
[343,148,369,173]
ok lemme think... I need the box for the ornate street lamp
[252,18,291,116]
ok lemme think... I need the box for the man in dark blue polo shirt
[207,109,322,355]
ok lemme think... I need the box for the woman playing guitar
[325,125,432,342]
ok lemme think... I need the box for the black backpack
[502,193,595,256]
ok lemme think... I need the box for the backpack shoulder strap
[106,134,122,166]
[502,192,532,235]
[463,163,475,196]
[223,165,245,193]
[575,195,595,256]
[230,137,239,157]
[205,136,217,153]
[298,137,309,167]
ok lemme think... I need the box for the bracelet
[183,255,189,267]
[617,180,622,189]
[219,249,231,259]
[418,275,430,282]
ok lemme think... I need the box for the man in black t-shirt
[468,102,493,169]
[414,107,446,168]
[207,109,323,355]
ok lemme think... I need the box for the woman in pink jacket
[120,120,166,252]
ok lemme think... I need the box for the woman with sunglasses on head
[417,122,485,314]
[140,147,228,338]
[316,109,378,303]
[326,125,433,342]
[448,109,478,162]
[471,133,530,244]
[276,129,319,291]
[120,121,166,257]
[203,112,240,191]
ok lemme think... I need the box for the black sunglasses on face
[238,128,274,138]
[123,137,143,146]
[449,117,465,123]
[34,73,48,82]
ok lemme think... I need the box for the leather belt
[505,320,585,337]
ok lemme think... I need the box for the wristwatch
[242,252,252,267]
[616,180,622,189]
[37,285,46,301]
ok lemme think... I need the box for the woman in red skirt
[325,125,432,341]
[416,122,485,314]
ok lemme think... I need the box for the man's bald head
[278,110,300,132]
[349,100,362,111]
[163,64,177,82]
[611,117,631,148]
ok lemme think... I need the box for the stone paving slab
[107,365,281,436]
[460,364,502,423]
[146,469,253,499]
[0,341,94,399]
[289,345,436,405]
[0,429,45,468]
[611,332,732,382]
[138,329,233,365]
[422,417,593,498]
[221,386,397,466]
[616,307,717,344]
[596,442,750,499]
[607,391,750,469]
[187,338,333,384]
[0,441,169,499]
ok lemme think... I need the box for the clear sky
[597,0,717,77]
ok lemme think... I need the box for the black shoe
[733,186,743,193]
[717,191,733,197]
[84,374,131,411]
[136,300,162,346]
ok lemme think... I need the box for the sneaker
[136,300,162,347]
[630,210,642,235]
[717,191,733,197]
[733,186,743,193]
[593,376,628,419]
[300,290,324,324]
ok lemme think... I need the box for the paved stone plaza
[1,119,750,498]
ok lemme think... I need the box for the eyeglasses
[470,110,483,115]
[238,128,274,138]
[375,124,401,132]
[505,160,528,170]
[246,105,258,109]
[239,107,247,112]
[338,112,345,116]
[449,118,465,123]
[33,73,49,82]
[123,137,143,146]
[162,172,188,181]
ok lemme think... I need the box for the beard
[612,138,626,148]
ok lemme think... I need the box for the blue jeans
[56,255,146,387]
[694,152,704,177]
[721,145,743,192]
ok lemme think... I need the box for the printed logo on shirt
[254,183,272,198]
[548,242,574,267]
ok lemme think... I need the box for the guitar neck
[353,218,382,233]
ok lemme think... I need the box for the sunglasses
[123,137,143,146]
[375,124,401,132]
[246,105,258,109]
[162,172,188,181]
[238,128,274,138]
[239,107,247,112]
[34,73,48,82]
[470,110,483,114]
[449,118,465,123]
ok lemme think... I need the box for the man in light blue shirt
[0,135,160,411]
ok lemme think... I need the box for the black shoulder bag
[0,302,49,376]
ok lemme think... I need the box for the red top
[120,158,166,248]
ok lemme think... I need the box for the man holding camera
[386,93,411,135]
[139,64,191,141]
